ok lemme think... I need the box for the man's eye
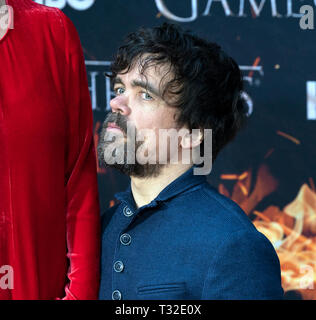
[141,92,153,101]
[115,87,125,95]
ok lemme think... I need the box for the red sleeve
[57,11,101,300]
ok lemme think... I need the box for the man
[98,23,284,300]
[0,0,100,299]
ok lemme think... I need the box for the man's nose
[109,95,131,116]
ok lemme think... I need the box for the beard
[97,112,165,178]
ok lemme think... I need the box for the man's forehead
[119,56,173,82]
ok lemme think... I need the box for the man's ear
[180,128,203,149]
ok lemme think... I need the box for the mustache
[103,112,128,134]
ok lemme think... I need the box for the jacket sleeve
[58,11,101,300]
[201,229,284,300]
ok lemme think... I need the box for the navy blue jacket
[99,167,284,300]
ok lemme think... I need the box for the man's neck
[131,163,193,209]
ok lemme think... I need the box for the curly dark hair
[109,23,248,162]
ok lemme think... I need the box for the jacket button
[113,261,124,273]
[120,233,131,246]
[123,206,134,217]
[112,290,122,300]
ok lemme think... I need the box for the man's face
[98,58,184,177]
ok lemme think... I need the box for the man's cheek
[134,117,154,131]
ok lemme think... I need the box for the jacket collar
[115,166,207,212]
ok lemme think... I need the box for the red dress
[0,0,100,299]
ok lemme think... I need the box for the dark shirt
[99,166,284,300]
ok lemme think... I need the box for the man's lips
[106,122,124,133]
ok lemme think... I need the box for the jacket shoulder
[179,182,257,234]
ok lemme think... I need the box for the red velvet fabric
[0,0,100,299]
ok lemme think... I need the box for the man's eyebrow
[132,79,162,98]
[113,77,162,98]
[113,76,124,86]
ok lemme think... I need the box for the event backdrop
[34,0,316,299]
